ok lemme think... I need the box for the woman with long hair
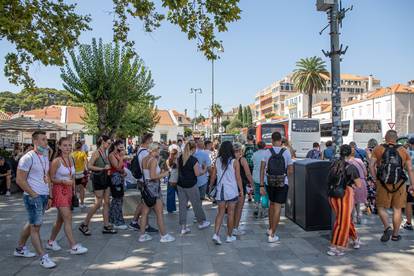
[79,135,117,235]
[232,142,253,236]
[327,144,362,256]
[139,143,175,243]
[348,147,368,224]
[177,140,210,235]
[108,140,127,230]
[166,149,179,213]
[210,141,243,245]
[72,141,88,208]
[365,138,379,214]
[47,137,88,254]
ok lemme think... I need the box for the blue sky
[1,0,413,117]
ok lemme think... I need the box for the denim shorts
[23,194,48,225]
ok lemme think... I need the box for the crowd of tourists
[8,129,414,268]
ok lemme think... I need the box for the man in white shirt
[260,131,293,243]
[14,131,57,268]
[128,133,158,233]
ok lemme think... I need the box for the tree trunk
[97,99,109,136]
[308,90,313,118]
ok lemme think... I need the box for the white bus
[320,119,383,148]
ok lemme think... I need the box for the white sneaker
[226,235,237,243]
[327,247,345,256]
[160,234,175,243]
[13,246,36,258]
[113,224,128,230]
[139,234,153,242]
[232,228,246,236]
[212,234,222,245]
[181,227,191,235]
[352,237,361,249]
[198,220,211,230]
[46,240,61,251]
[5,190,11,197]
[40,254,56,269]
[268,235,280,243]
[193,217,198,223]
[70,244,88,255]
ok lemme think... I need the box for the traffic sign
[388,122,395,130]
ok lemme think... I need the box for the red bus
[256,122,287,147]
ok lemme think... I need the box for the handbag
[141,165,157,208]
[208,159,231,199]
[72,193,80,208]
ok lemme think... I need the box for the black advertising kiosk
[292,159,332,231]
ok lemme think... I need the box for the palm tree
[292,56,329,118]
[211,104,224,133]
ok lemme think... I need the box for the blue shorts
[23,194,48,225]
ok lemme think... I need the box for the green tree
[1,1,91,87]
[264,113,275,120]
[184,127,193,137]
[221,120,230,132]
[0,88,77,113]
[228,118,243,131]
[292,56,328,118]
[2,1,241,87]
[211,104,223,133]
[61,38,156,137]
[237,104,243,122]
[246,106,253,126]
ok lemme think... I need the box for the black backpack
[130,149,146,179]
[378,144,406,193]
[327,161,347,198]
[266,148,287,188]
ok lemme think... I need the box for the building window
[49,133,57,140]
[178,116,183,123]
[73,133,81,142]
[160,134,167,142]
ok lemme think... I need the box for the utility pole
[317,0,352,155]
[190,88,202,130]
[211,46,224,138]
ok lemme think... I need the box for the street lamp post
[190,88,202,130]
[211,46,224,138]
[317,0,351,155]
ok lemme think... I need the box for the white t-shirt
[261,147,293,185]
[18,151,50,195]
[252,149,269,184]
[137,147,149,182]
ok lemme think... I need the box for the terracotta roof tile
[23,106,61,121]
[157,110,175,126]
[0,111,10,121]
[66,106,85,124]
[172,110,191,124]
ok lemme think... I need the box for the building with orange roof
[312,82,414,136]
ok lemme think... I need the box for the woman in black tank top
[233,143,253,236]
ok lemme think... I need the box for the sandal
[79,223,91,236]
[102,225,117,234]
[380,226,392,242]
[391,235,402,241]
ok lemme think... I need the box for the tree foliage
[237,104,243,122]
[1,1,91,87]
[211,103,223,133]
[1,0,241,88]
[184,127,193,137]
[61,38,157,137]
[0,88,76,113]
[246,106,253,126]
[292,56,328,118]
[221,119,230,132]
[112,0,241,59]
[228,118,243,130]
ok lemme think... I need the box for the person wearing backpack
[322,140,335,161]
[128,133,158,233]
[327,145,362,256]
[306,142,322,160]
[369,130,414,242]
[350,141,366,161]
[403,137,414,230]
[260,131,293,243]
[243,135,256,202]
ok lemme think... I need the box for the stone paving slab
[1,190,414,276]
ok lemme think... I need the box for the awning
[0,116,65,132]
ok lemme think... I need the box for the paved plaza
[1,189,414,276]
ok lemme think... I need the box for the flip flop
[380,226,392,242]
[391,235,402,241]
